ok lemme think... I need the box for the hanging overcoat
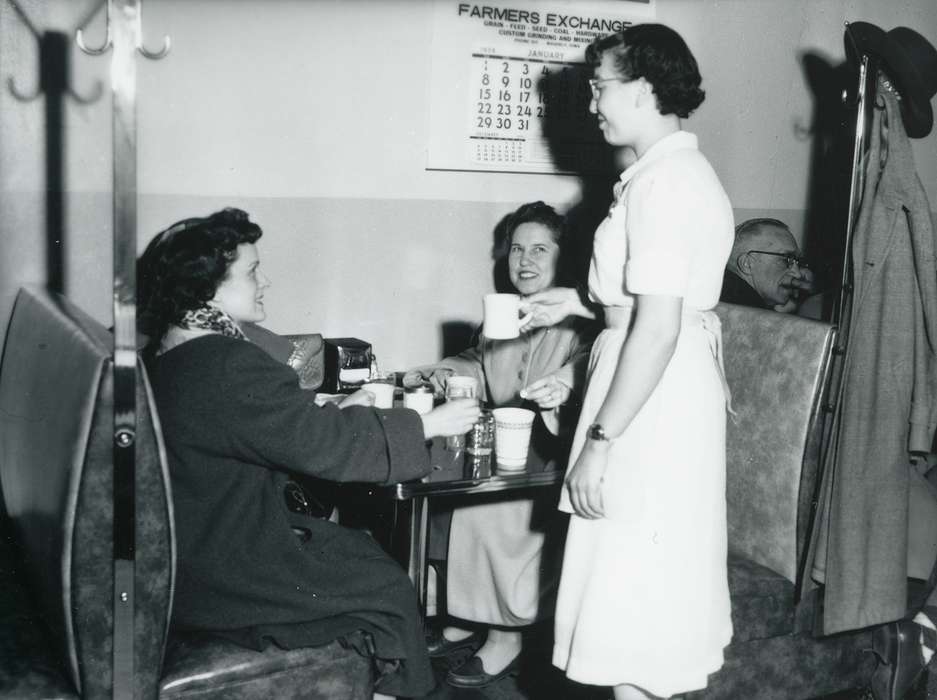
[807,78,937,634]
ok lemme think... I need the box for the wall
[2,0,936,368]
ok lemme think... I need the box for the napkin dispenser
[321,337,372,393]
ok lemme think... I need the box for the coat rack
[6,0,105,296]
[804,22,881,619]
[74,1,170,697]
[835,22,880,332]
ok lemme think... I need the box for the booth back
[716,303,835,584]
[0,287,175,698]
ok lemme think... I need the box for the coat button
[521,353,529,362]
[517,370,525,380]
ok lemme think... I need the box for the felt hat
[845,21,937,138]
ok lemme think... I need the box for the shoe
[870,618,933,700]
[425,628,485,658]
[445,651,521,688]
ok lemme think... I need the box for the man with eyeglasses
[721,218,816,314]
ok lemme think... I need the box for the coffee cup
[492,407,535,470]
[363,372,396,409]
[483,293,532,340]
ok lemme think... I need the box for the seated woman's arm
[404,334,487,400]
[206,341,436,484]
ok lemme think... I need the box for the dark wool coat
[807,79,937,634]
[147,334,435,696]
[720,269,771,309]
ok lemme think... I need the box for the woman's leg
[473,627,522,673]
[613,684,653,700]
[612,684,680,700]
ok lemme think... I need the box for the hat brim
[881,32,935,138]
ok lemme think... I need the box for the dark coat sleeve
[215,340,431,485]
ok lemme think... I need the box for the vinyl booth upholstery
[687,303,874,699]
[0,287,372,699]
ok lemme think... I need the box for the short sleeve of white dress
[623,160,699,298]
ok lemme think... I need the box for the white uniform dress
[551,131,735,697]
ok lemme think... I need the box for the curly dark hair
[492,201,574,289]
[137,207,262,341]
[585,23,705,118]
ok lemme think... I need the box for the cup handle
[518,311,533,330]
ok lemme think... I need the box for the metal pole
[110,3,138,696]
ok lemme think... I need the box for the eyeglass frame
[588,77,627,98]
[743,249,810,270]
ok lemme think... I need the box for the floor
[416,618,894,700]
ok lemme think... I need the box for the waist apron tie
[603,305,734,416]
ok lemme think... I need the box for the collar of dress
[616,130,699,191]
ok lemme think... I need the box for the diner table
[345,434,566,613]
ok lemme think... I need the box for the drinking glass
[444,376,478,450]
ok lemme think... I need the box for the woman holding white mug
[521,25,734,700]
[404,201,595,688]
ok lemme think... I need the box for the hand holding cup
[518,287,581,331]
[420,398,481,441]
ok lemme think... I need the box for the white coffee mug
[483,293,532,340]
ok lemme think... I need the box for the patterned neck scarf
[179,301,248,341]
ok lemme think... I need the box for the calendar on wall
[427,0,656,174]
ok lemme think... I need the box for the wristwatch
[587,422,611,442]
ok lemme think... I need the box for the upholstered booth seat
[0,287,371,699]
[727,553,796,643]
[160,634,371,699]
[686,304,874,700]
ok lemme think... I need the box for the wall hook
[75,0,171,60]
[7,75,40,102]
[69,81,104,105]
[136,0,171,60]
[6,1,104,103]
[76,0,112,55]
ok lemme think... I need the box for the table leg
[407,495,429,613]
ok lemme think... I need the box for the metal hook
[75,0,112,55]
[137,35,171,60]
[7,75,41,102]
[6,0,41,99]
[135,0,171,59]
[69,81,105,105]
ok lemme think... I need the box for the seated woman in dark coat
[138,207,480,699]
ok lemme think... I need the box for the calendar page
[427,0,656,174]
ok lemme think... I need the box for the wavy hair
[492,201,574,289]
[137,207,262,341]
[586,23,705,118]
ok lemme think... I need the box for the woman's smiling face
[508,222,560,296]
[211,243,270,323]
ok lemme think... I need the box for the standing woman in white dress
[521,24,734,699]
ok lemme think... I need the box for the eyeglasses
[746,250,809,269]
[588,77,626,98]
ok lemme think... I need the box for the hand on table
[338,389,375,409]
[402,367,452,397]
[520,375,571,410]
[565,442,609,519]
[420,398,480,441]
